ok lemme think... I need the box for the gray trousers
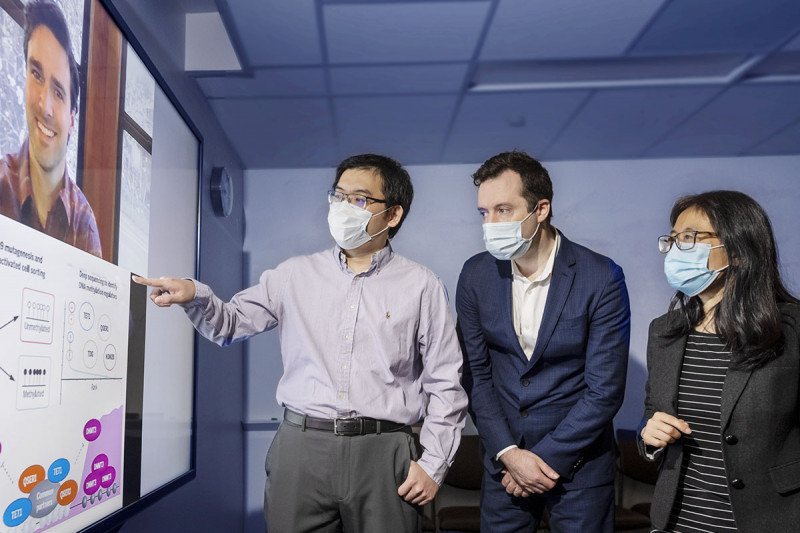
[264,422,421,533]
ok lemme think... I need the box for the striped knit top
[665,331,738,532]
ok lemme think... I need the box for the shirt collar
[512,231,561,283]
[333,242,394,275]
[16,137,74,222]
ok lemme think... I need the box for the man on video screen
[0,0,101,257]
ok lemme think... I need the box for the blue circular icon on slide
[3,497,31,527]
[48,458,70,483]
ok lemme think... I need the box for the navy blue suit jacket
[456,232,630,489]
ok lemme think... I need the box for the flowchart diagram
[1,217,130,532]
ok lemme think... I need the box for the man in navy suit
[456,151,630,532]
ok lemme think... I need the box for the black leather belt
[284,408,408,436]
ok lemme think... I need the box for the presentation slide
[1,216,130,531]
[1,0,200,531]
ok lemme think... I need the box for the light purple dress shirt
[183,245,467,483]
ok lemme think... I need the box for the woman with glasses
[639,190,800,532]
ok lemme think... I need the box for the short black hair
[333,154,414,238]
[24,0,80,114]
[472,150,553,221]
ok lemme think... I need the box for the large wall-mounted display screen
[0,0,200,531]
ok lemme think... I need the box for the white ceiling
[185,0,800,168]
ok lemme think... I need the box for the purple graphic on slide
[3,406,124,530]
[84,419,102,442]
[65,406,123,521]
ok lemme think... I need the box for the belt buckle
[334,417,363,436]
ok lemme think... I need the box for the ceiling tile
[333,95,458,163]
[480,0,665,61]
[544,87,721,159]
[644,84,800,157]
[224,0,322,65]
[324,2,490,63]
[330,64,469,95]
[210,98,337,167]
[197,68,326,98]
[785,32,800,50]
[442,91,590,164]
[630,0,800,56]
[746,119,800,155]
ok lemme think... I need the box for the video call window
[1,0,156,270]
[0,0,83,184]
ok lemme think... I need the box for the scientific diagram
[1,217,130,532]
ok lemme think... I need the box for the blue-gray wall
[108,1,247,532]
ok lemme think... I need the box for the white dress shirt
[512,232,561,359]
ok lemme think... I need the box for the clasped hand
[499,448,560,497]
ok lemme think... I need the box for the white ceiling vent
[185,12,241,72]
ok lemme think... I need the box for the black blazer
[640,303,800,532]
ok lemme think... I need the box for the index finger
[538,461,560,480]
[539,476,557,490]
[131,275,167,288]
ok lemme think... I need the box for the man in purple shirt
[134,154,467,532]
[0,0,101,258]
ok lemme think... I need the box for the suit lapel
[527,235,576,369]
[655,326,687,414]
[720,366,752,430]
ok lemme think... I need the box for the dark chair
[421,514,436,532]
[436,434,483,532]
[614,429,659,531]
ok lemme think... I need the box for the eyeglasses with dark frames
[327,189,387,210]
[658,230,718,254]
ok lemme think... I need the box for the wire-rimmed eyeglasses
[327,190,387,210]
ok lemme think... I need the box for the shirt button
[724,434,738,445]
[350,305,355,310]
[338,393,346,400]
[520,410,528,419]
[521,379,530,387]
[730,478,744,489]
[345,335,350,340]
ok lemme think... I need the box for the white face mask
[482,210,539,261]
[327,201,390,250]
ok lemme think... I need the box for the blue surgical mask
[664,243,727,297]
[483,210,539,261]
